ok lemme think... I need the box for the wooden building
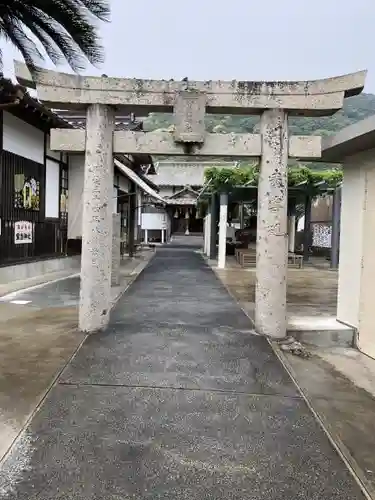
[0,79,70,266]
[0,84,162,266]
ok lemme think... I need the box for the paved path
[0,246,365,499]
[0,275,81,310]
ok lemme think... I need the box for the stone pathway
[0,245,366,499]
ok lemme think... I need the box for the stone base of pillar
[111,213,121,286]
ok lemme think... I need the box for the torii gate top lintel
[14,60,366,117]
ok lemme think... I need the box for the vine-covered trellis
[203,164,342,194]
[197,164,342,219]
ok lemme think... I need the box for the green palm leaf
[0,0,110,74]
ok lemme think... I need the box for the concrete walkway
[0,253,152,466]
[0,245,366,499]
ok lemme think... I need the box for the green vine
[204,164,342,194]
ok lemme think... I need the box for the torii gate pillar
[15,62,366,337]
[256,109,288,338]
[80,104,115,332]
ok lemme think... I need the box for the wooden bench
[242,253,256,267]
[237,249,303,269]
[235,247,255,261]
[236,248,257,267]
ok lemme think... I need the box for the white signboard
[14,220,33,244]
[142,213,167,230]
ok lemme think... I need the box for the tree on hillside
[0,0,110,74]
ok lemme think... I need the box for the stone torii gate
[15,62,366,337]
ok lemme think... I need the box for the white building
[143,161,236,241]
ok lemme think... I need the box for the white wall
[159,186,174,198]
[357,152,375,358]
[337,160,365,328]
[46,134,61,160]
[68,156,132,239]
[45,159,60,218]
[3,111,44,164]
[335,148,375,359]
[68,155,85,239]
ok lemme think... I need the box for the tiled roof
[0,77,71,128]
[54,110,143,131]
[151,161,237,187]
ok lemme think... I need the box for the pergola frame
[199,179,341,267]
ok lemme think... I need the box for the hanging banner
[14,221,33,244]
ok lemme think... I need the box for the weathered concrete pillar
[144,229,148,244]
[203,216,207,253]
[206,212,211,257]
[161,229,165,244]
[79,104,115,333]
[255,109,288,338]
[288,216,296,252]
[303,195,312,262]
[111,213,121,286]
[135,189,142,242]
[218,193,228,269]
[209,193,218,260]
[203,199,211,255]
[128,188,136,257]
[288,199,296,253]
[330,187,341,269]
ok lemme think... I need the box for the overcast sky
[2,0,375,92]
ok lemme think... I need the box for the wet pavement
[214,257,338,318]
[284,350,375,497]
[0,276,81,310]
[0,244,367,499]
[0,254,153,466]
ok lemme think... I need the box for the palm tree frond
[0,17,44,74]
[0,0,110,72]
[73,0,110,22]
[15,6,89,72]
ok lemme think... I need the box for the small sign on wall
[14,221,33,244]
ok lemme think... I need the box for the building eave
[321,114,375,163]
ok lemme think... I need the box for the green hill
[144,92,375,138]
